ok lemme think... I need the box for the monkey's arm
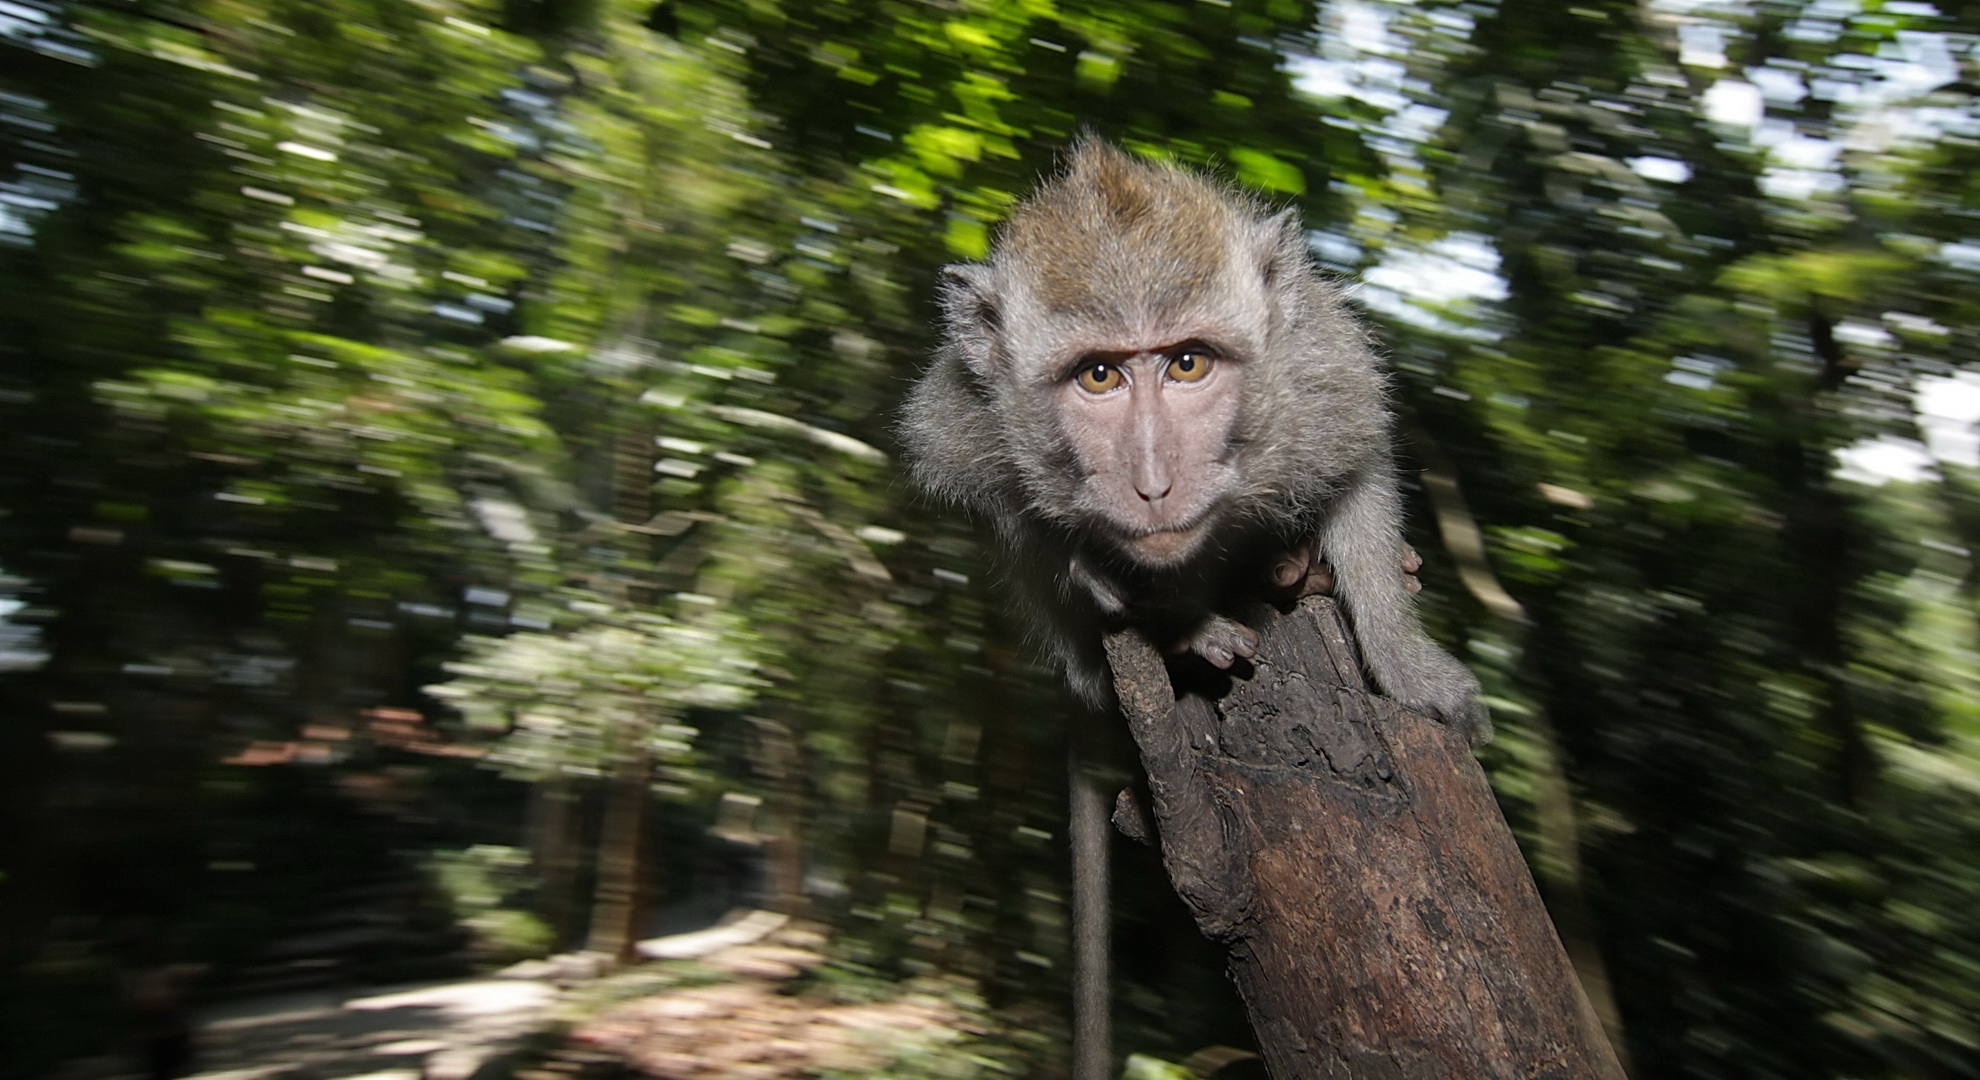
[1320,461,1490,743]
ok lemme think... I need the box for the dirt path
[186,978,557,1080]
[171,915,995,1080]
[176,912,799,1080]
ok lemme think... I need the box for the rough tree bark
[1104,596,1626,1080]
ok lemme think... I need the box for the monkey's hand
[1173,614,1258,669]
[1271,540,1423,598]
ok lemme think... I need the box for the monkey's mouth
[1120,518,1214,565]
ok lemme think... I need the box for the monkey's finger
[1270,555,1306,589]
[1270,537,1319,589]
[1402,545,1423,574]
[1185,616,1258,668]
[1297,560,1335,597]
[1230,623,1258,659]
[1404,575,1421,595]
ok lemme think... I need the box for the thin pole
[1069,738,1112,1080]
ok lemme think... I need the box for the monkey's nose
[1130,430,1172,501]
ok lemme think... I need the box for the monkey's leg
[1321,463,1491,742]
[1068,731,1113,1080]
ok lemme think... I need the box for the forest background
[6,0,1980,1075]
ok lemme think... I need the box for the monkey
[899,139,1487,1080]
[900,139,1486,735]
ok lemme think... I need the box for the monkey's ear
[941,263,997,304]
[939,263,1003,374]
[1257,208,1307,290]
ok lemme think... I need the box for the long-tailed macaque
[900,139,1486,1080]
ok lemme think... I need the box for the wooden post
[1103,596,1627,1080]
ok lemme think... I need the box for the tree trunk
[586,748,652,962]
[747,716,807,916]
[527,773,584,948]
[1104,596,1625,1080]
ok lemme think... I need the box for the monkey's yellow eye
[1076,363,1125,394]
[1168,350,1215,383]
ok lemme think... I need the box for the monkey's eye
[1167,349,1216,383]
[1075,362,1126,394]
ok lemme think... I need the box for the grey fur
[899,140,1487,742]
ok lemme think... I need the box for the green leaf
[1228,147,1305,195]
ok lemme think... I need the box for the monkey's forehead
[997,217,1283,337]
[1020,302,1259,348]
[1002,204,1239,303]
[991,232,1274,357]
[992,220,1273,344]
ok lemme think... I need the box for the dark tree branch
[1105,597,1626,1080]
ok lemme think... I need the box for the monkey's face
[1055,338,1246,568]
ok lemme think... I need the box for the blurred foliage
[427,843,558,962]
[6,0,1980,1076]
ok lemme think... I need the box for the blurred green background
[6,0,1980,1076]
